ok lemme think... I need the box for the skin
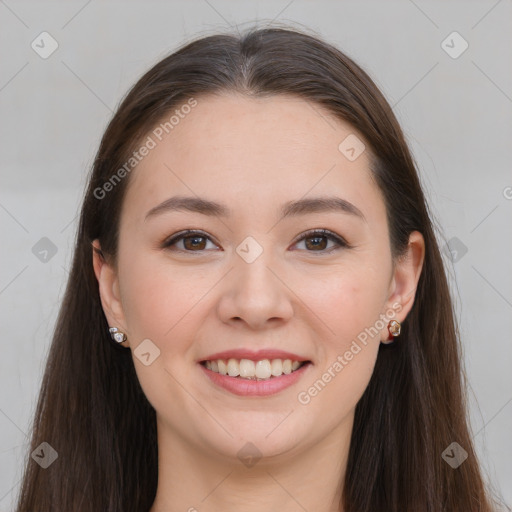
[92,93,424,512]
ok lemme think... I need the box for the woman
[15,26,497,511]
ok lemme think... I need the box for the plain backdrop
[1,1,511,510]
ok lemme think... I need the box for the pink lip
[199,349,309,363]
[199,362,312,397]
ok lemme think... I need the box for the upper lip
[199,349,310,363]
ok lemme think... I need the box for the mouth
[198,356,313,397]
[199,358,310,380]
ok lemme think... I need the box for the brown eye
[182,235,207,250]
[304,235,329,251]
[293,229,348,253]
[162,230,218,252]
[162,229,349,254]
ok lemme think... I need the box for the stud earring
[387,320,401,341]
[109,327,127,344]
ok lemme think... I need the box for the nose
[216,252,294,331]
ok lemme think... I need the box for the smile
[199,358,313,397]
[202,358,305,380]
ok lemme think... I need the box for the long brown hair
[15,25,497,511]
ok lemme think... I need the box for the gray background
[1,1,511,510]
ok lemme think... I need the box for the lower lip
[199,362,312,397]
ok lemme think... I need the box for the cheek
[299,342,378,424]
[118,250,220,359]
[302,262,389,348]
[299,263,387,395]
[296,270,385,418]
[116,253,211,410]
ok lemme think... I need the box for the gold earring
[387,320,401,340]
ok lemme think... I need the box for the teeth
[255,359,272,379]
[218,359,227,375]
[203,358,306,380]
[227,358,240,377]
[271,359,283,376]
[239,359,255,378]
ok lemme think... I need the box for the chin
[202,417,308,462]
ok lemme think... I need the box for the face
[94,93,423,464]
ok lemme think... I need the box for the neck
[149,415,352,512]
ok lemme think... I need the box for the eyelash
[161,229,350,254]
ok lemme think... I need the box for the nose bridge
[234,234,280,301]
[218,234,293,328]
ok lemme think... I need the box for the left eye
[293,229,348,252]
[162,229,348,253]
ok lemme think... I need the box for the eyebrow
[144,195,366,222]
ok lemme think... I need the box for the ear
[92,239,130,346]
[381,231,425,343]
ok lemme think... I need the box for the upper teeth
[204,358,302,379]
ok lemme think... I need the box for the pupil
[185,236,205,250]
[306,236,326,250]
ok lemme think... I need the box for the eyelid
[161,229,220,251]
[290,228,349,250]
[161,228,350,252]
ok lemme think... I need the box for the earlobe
[91,240,128,343]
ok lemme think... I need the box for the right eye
[162,230,220,252]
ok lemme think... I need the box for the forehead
[122,93,383,224]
